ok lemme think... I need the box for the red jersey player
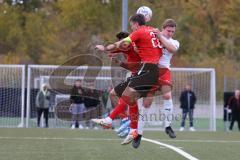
[135,19,180,148]
[93,32,141,132]
[93,14,162,145]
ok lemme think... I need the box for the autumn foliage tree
[0,0,240,97]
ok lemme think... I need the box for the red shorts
[147,68,172,95]
[158,68,172,87]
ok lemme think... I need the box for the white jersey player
[134,19,180,148]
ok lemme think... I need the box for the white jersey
[159,38,180,68]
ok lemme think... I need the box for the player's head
[185,84,191,90]
[41,83,48,91]
[116,31,129,40]
[161,19,177,38]
[235,89,240,98]
[129,14,145,31]
[74,79,82,88]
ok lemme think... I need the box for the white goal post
[143,68,216,131]
[0,65,25,128]
[26,65,126,128]
[171,68,216,131]
[26,65,216,131]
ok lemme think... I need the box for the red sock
[109,98,127,120]
[118,111,128,119]
[129,101,139,129]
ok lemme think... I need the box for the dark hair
[129,14,145,26]
[116,31,129,40]
[162,19,177,29]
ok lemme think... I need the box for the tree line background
[0,0,240,98]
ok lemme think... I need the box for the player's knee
[123,87,137,97]
[122,90,136,106]
[122,95,135,106]
[163,92,171,100]
[109,89,116,97]
[143,98,153,108]
[143,102,151,108]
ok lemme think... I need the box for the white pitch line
[158,139,240,143]
[0,137,120,141]
[142,137,199,160]
[0,137,240,143]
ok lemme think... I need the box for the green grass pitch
[0,128,240,160]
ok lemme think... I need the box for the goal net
[143,68,216,131]
[26,65,216,131]
[26,65,126,128]
[0,65,25,127]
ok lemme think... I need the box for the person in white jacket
[35,83,51,128]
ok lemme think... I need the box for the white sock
[163,99,173,128]
[105,117,113,124]
[137,99,150,135]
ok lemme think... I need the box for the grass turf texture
[0,128,240,160]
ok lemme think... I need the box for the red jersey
[111,45,141,75]
[129,26,162,64]
[124,47,140,63]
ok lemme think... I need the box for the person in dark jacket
[35,83,50,128]
[84,85,101,129]
[228,89,240,131]
[70,80,86,129]
[179,84,197,131]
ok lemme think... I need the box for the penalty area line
[142,137,199,160]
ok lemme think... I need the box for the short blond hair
[162,19,177,29]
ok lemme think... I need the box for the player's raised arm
[154,29,178,54]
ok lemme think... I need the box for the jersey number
[150,32,162,48]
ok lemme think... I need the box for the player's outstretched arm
[95,41,122,52]
[95,45,105,51]
[95,44,116,52]
[95,36,131,52]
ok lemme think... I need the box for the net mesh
[0,65,25,127]
[145,69,214,131]
[27,65,126,128]
[27,65,215,130]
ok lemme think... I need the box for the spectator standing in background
[70,80,86,129]
[228,89,240,131]
[35,83,50,128]
[84,83,101,129]
[179,84,197,131]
